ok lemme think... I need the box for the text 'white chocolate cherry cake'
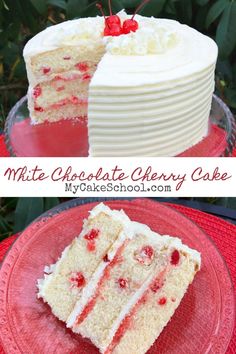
[37,203,201,354]
[23,4,218,156]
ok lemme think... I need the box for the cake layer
[38,203,201,354]
[24,17,105,86]
[37,204,130,322]
[111,250,198,354]
[66,220,200,353]
[28,70,92,123]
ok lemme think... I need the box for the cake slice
[37,203,131,322]
[67,220,200,354]
[38,203,201,353]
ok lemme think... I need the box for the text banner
[0,158,235,197]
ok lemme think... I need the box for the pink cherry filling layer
[33,62,92,114]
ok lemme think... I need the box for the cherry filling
[150,280,161,293]
[170,250,180,266]
[70,271,86,288]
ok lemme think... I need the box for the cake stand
[4,94,236,157]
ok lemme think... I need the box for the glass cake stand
[4,94,236,157]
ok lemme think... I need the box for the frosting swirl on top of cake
[103,14,179,55]
[23,17,105,58]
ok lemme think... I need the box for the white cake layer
[66,212,201,353]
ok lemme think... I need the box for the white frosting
[103,271,159,352]
[37,244,70,298]
[104,15,179,55]
[88,17,217,156]
[23,17,104,59]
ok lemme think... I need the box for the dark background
[0,197,236,240]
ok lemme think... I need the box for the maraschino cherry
[97,0,150,37]
[96,2,122,36]
[123,0,150,34]
[106,0,121,27]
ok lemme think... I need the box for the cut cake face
[37,203,201,354]
[37,204,130,322]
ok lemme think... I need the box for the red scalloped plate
[0,199,235,354]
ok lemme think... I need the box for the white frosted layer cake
[38,203,201,353]
[24,11,218,156]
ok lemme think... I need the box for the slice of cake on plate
[38,203,201,353]
[23,8,218,156]
[37,203,131,322]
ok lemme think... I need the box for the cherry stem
[108,0,112,16]
[96,3,106,18]
[132,0,150,20]
[96,3,110,28]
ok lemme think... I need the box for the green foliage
[0,197,60,240]
[0,0,236,127]
[0,197,235,240]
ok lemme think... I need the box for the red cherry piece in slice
[118,278,128,289]
[75,62,89,72]
[70,272,86,288]
[106,15,121,27]
[82,74,91,81]
[103,254,110,262]
[84,229,100,240]
[135,245,154,266]
[42,66,51,75]
[34,106,44,112]
[158,297,167,305]
[56,86,65,92]
[171,250,180,266]
[87,240,96,252]
[150,280,161,293]
[122,19,139,34]
[33,85,42,99]
[142,245,154,259]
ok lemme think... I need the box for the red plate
[8,117,226,157]
[6,96,232,157]
[0,199,235,354]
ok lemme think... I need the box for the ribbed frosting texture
[88,18,217,156]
